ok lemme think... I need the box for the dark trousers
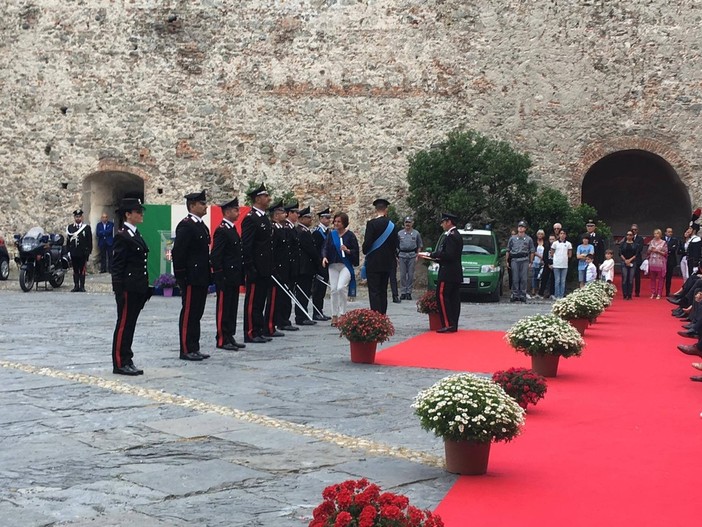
[621,265,635,298]
[311,270,328,316]
[279,277,296,326]
[367,271,390,314]
[264,280,285,334]
[71,254,87,290]
[437,280,461,328]
[179,285,208,355]
[99,244,112,273]
[538,265,552,297]
[215,283,240,347]
[665,264,676,297]
[112,291,147,369]
[389,259,399,299]
[634,262,641,296]
[295,273,314,323]
[244,276,270,339]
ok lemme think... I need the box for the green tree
[407,130,536,244]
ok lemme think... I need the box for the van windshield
[461,234,495,255]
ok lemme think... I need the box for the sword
[295,283,325,319]
[270,275,314,321]
[314,274,331,288]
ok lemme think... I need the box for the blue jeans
[552,267,568,298]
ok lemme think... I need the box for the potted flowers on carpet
[416,290,441,330]
[413,373,525,475]
[506,314,584,377]
[309,478,444,527]
[492,367,548,410]
[154,273,177,297]
[337,308,395,364]
[551,291,604,335]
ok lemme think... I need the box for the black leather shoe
[244,336,268,343]
[298,320,316,326]
[393,297,401,303]
[126,363,144,375]
[71,287,79,292]
[690,375,702,382]
[261,335,273,341]
[231,339,246,349]
[407,294,412,300]
[678,344,702,357]
[217,343,239,351]
[113,366,140,376]
[436,327,458,333]
[196,351,210,359]
[678,330,699,339]
[180,352,204,361]
[281,325,300,331]
[683,323,695,329]
[667,297,682,305]
[266,330,285,337]
[313,315,326,321]
[674,311,689,318]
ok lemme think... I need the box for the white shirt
[599,259,614,281]
[551,240,572,268]
[585,262,597,283]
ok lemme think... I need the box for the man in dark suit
[631,223,645,297]
[295,206,319,325]
[67,209,93,292]
[96,213,115,273]
[311,207,332,321]
[211,197,245,351]
[362,198,399,314]
[423,213,463,332]
[241,183,273,343]
[264,200,289,338]
[664,227,680,297]
[111,198,150,376]
[172,191,211,361]
[584,219,606,271]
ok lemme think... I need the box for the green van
[426,226,504,302]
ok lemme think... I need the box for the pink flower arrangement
[492,367,548,409]
[337,309,395,343]
[309,478,443,527]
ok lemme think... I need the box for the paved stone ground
[0,268,551,526]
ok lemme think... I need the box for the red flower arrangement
[309,478,443,527]
[337,308,395,343]
[492,367,548,409]
[415,290,439,314]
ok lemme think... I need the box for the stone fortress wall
[1,0,701,238]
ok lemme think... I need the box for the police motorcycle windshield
[20,227,46,252]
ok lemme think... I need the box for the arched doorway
[82,171,145,230]
[582,149,691,237]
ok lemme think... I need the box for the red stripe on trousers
[438,282,449,328]
[114,291,129,368]
[267,286,277,334]
[181,285,192,354]
[246,283,256,338]
[216,289,225,347]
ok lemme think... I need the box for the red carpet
[378,293,701,526]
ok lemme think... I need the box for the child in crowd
[599,249,615,283]
[576,235,595,288]
[585,254,597,285]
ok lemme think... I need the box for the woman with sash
[322,212,359,326]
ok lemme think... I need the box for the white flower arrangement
[551,290,604,320]
[413,373,525,443]
[583,281,616,307]
[506,314,585,357]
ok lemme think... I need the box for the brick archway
[575,139,691,237]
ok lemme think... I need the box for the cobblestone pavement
[0,269,550,526]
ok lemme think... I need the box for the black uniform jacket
[296,224,320,276]
[285,220,300,280]
[362,216,399,273]
[665,236,680,267]
[271,223,290,281]
[172,215,211,287]
[67,223,93,257]
[241,209,273,279]
[430,228,463,283]
[312,227,327,258]
[111,227,149,293]
[211,220,243,285]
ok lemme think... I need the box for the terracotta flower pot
[444,439,491,475]
[349,341,377,364]
[428,313,442,331]
[569,317,589,336]
[531,354,560,377]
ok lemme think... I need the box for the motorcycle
[13,227,70,292]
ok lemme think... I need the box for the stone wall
[1,0,701,237]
